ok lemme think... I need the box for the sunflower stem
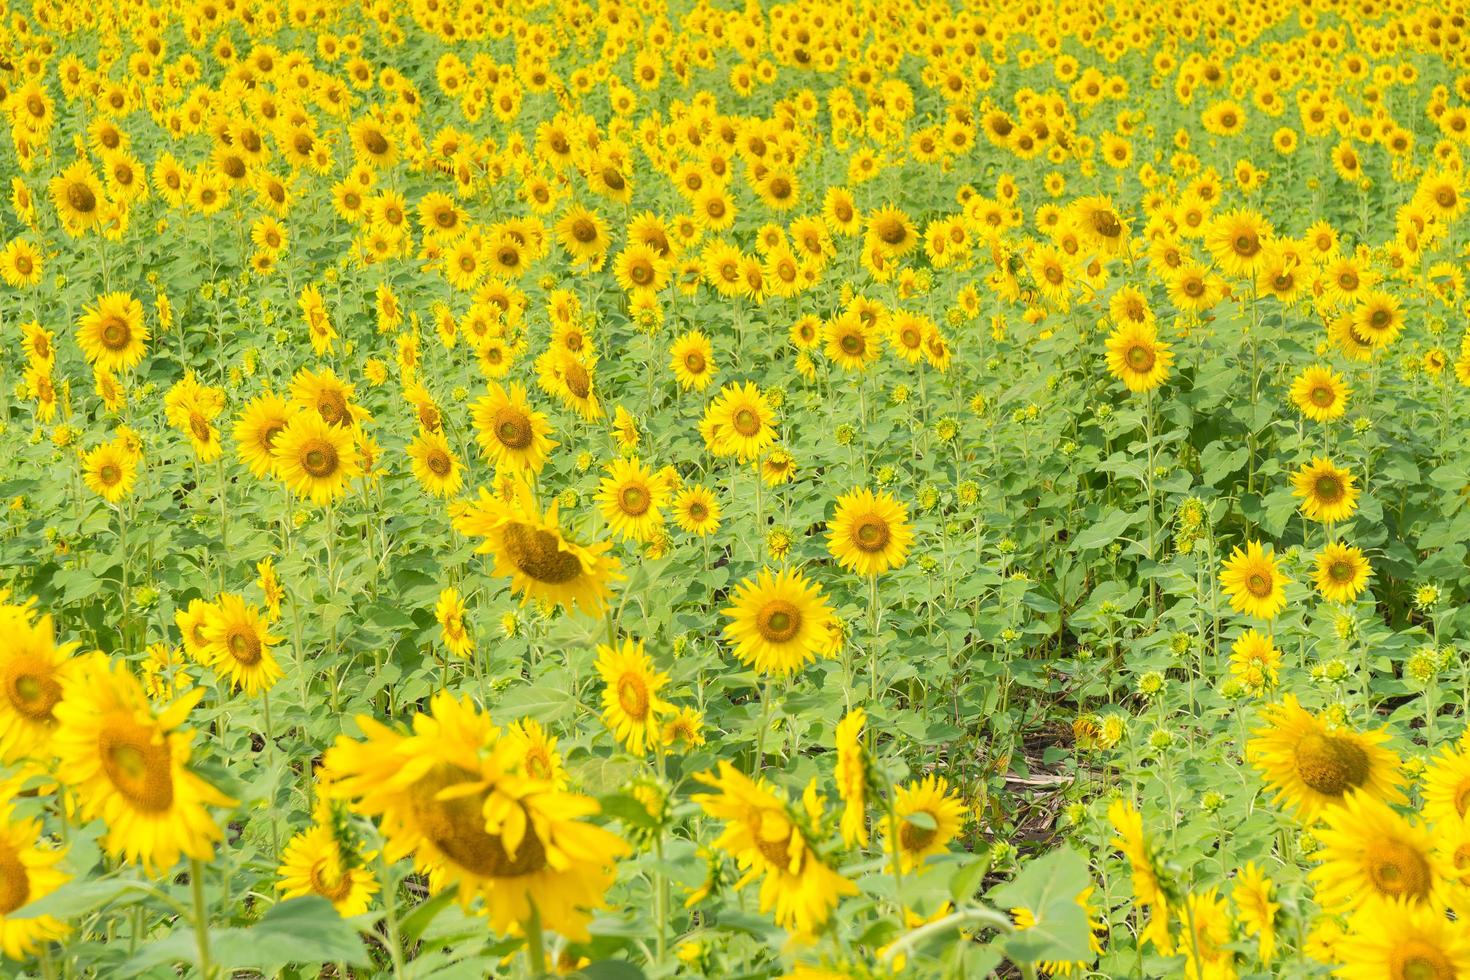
[189,858,215,980]
[216,455,229,590]
[378,853,408,980]
[525,901,548,978]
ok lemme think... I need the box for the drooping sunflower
[407,428,464,498]
[1248,695,1405,820]
[0,799,70,959]
[276,811,379,918]
[597,457,670,544]
[52,654,235,873]
[722,567,835,677]
[435,587,474,658]
[200,593,282,696]
[1104,321,1172,393]
[232,393,295,479]
[1289,365,1350,423]
[0,603,79,763]
[668,330,716,391]
[834,708,869,847]
[1332,900,1470,980]
[1219,541,1290,621]
[320,692,628,941]
[76,292,148,373]
[452,485,621,616]
[672,485,721,536]
[1292,457,1360,524]
[595,637,671,756]
[271,412,362,506]
[883,774,966,874]
[1311,792,1446,915]
[1314,542,1371,604]
[826,488,914,578]
[81,440,138,503]
[692,761,857,936]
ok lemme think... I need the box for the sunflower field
[2,0,1470,976]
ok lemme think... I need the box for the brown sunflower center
[99,715,175,812]
[1310,385,1335,407]
[363,129,389,156]
[619,485,650,517]
[409,765,548,877]
[1366,838,1432,901]
[1246,572,1273,598]
[100,318,131,350]
[1292,731,1369,797]
[227,628,262,665]
[853,516,891,553]
[0,841,29,914]
[494,409,532,450]
[757,600,802,644]
[617,674,649,720]
[899,811,939,852]
[426,449,452,477]
[501,523,584,584]
[562,361,591,398]
[1315,475,1343,502]
[68,181,97,214]
[4,658,61,722]
[301,440,340,478]
[1126,343,1155,372]
[1392,939,1455,980]
[308,859,354,903]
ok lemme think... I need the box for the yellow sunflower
[669,330,716,391]
[595,637,671,756]
[1291,457,1359,524]
[1204,208,1272,278]
[48,159,106,233]
[271,412,362,505]
[1248,695,1405,820]
[320,691,628,941]
[1314,542,1371,604]
[200,593,282,696]
[703,382,777,463]
[451,484,621,616]
[0,799,70,960]
[597,457,670,544]
[1332,900,1470,980]
[883,774,966,874]
[0,603,79,763]
[1232,862,1279,966]
[673,485,721,537]
[232,393,295,480]
[81,440,138,503]
[76,292,148,373]
[1104,322,1172,393]
[506,719,567,789]
[277,803,379,917]
[835,708,868,847]
[469,383,557,478]
[1311,792,1446,915]
[407,428,464,498]
[722,567,836,677]
[435,587,474,658]
[826,488,914,578]
[1289,365,1350,423]
[1421,741,1470,831]
[52,654,236,873]
[1220,540,1290,621]
[692,761,857,936]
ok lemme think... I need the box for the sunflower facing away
[276,802,379,917]
[834,708,869,847]
[1248,694,1405,820]
[52,653,236,873]
[826,487,914,578]
[722,567,836,677]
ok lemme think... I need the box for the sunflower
[52,654,235,872]
[1220,541,1290,621]
[506,719,567,789]
[660,707,706,751]
[1177,887,1236,980]
[407,428,464,498]
[1232,862,1279,966]
[1228,629,1281,692]
[1314,542,1371,604]
[1204,208,1272,278]
[0,603,79,763]
[1292,457,1360,524]
[0,238,43,289]
[272,412,361,506]
[0,799,70,959]
[823,313,880,373]
[555,204,610,267]
[1332,900,1470,980]
[703,382,777,462]
[595,637,670,756]
[81,440,138,503]
[289,367,367,429]
[174,598,220,664]
[76,292,148,373]
[1248,695,1405,820]
[1421,741,1470,830]
[865,205,917,256]
[692,761,857,936]
[1104,321,1172,393]
[834,708,868,847]
[451,484,621,616]
[1289,365,1350,423]
[48,159,105,233]
[672,485,721,536]
[826,488,913,578]
[277,811,379,917]
[1312,793,1445,915]
[883,774,966,874]
[539,348,603,421]
[231,394,294,479]
[1108,800,1172,953]
[1351,290,1404,348]
[320,691,628,940]
[435,587,473,658]
[200,593,282,695]
[669,330,716,391]
[597,457,669,543]
[722,566,835,677]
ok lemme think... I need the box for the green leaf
[10,878,151,920]
[988,848,1091,964]
[948,851,994,903]
[1072,508,1134,551]
[571,961,648,980]
[119,897,370,976]
[398,889,457,946]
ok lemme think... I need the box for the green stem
[190,859,215,980]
